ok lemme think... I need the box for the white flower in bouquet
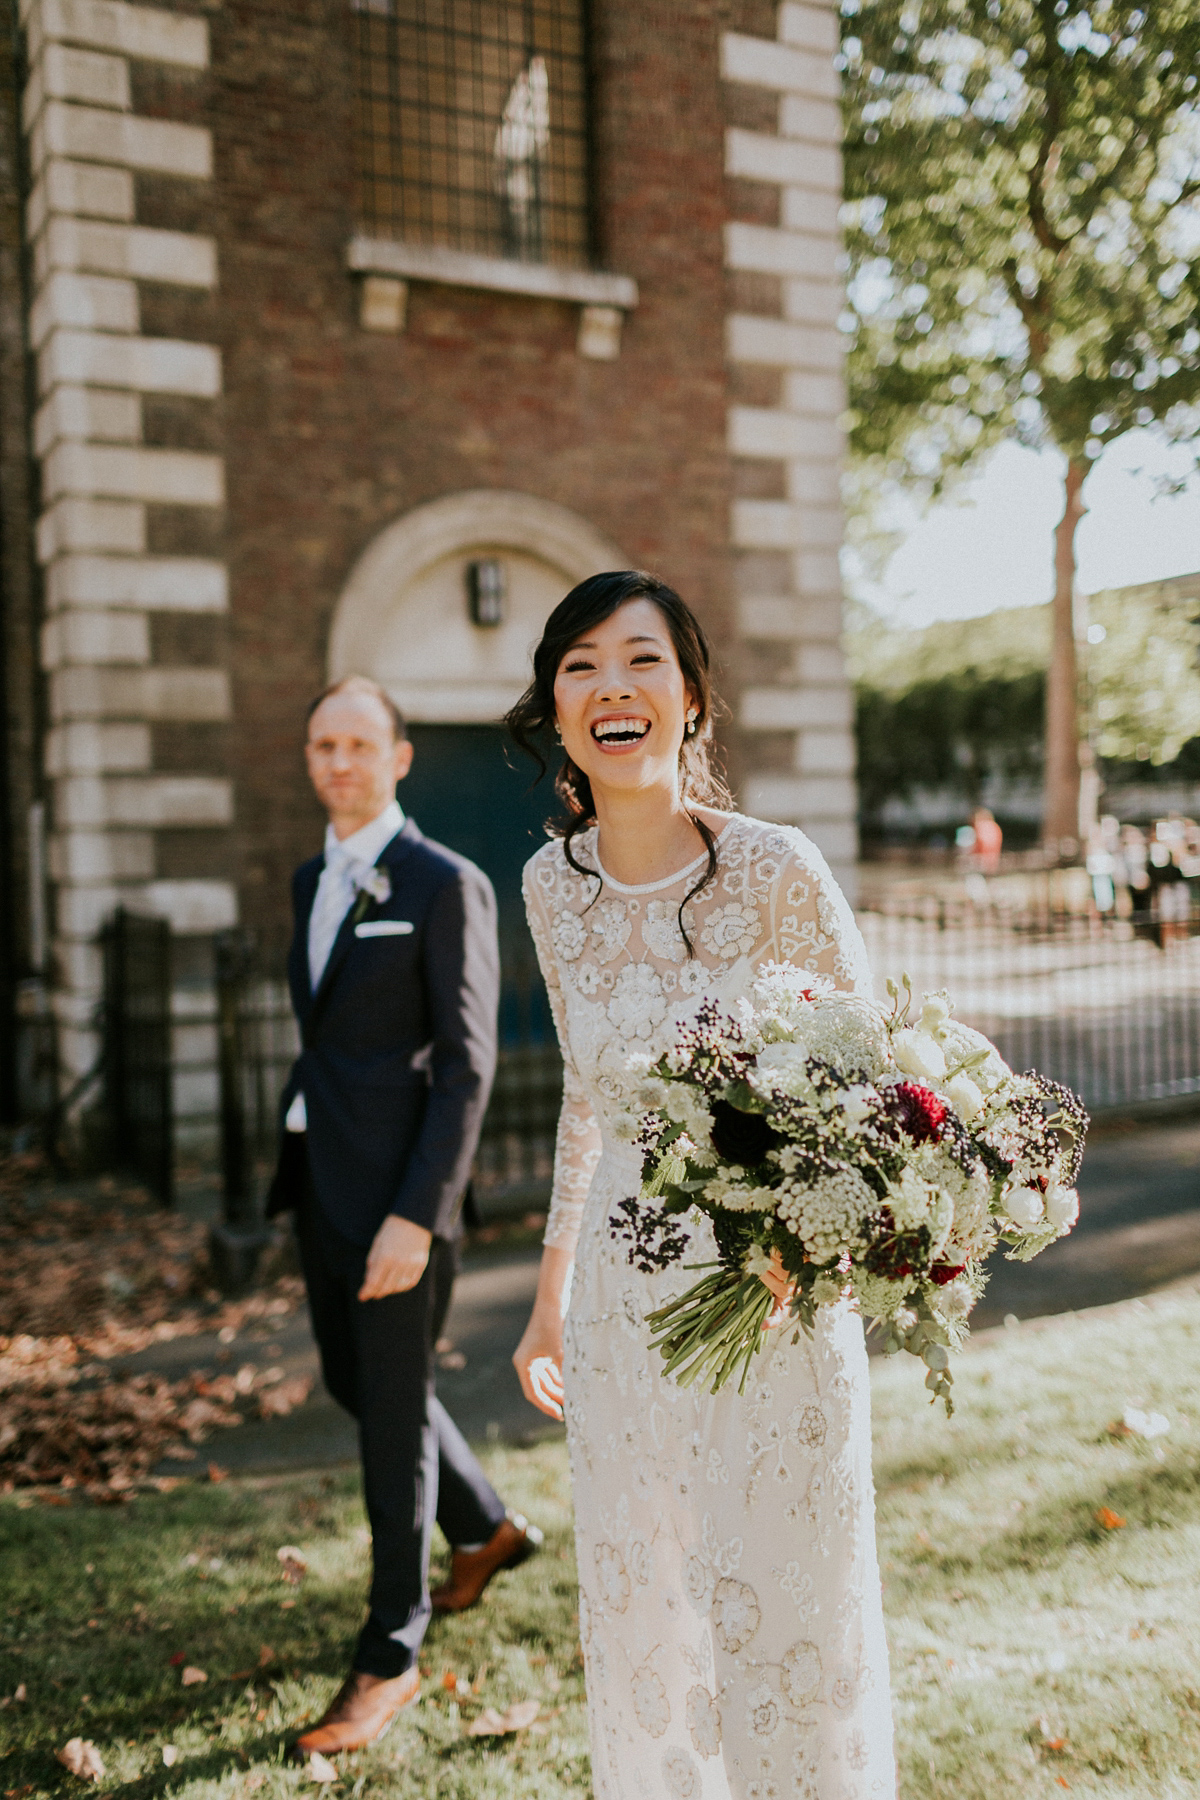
[892,1028,947,1080]
[851,1269,911,1320]
[944,1072,985,1121]
[751,1040,818,1101]
[932,1275,976,1321]
[746,962,830,1032]
[938,1019,1013,1095]
[663,1082,715,1145]
[886,1167,937,1233]
[836,1083,879,1126]
[792,996,892,1080]
[704,1169,777,1213]
[1004,1185,1046,1229]
[778,1165,878,1260]
[1044,1183,1080,1234]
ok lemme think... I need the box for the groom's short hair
[307,675,407,742]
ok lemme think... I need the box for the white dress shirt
[285,798,405,1133]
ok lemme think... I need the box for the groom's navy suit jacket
[274,818,499,1248]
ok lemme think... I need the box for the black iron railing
[859,896,1200,1113]
[101,908,173,1206]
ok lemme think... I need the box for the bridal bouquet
[615,967,1087,1413]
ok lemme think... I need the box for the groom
[270,675,540,1755]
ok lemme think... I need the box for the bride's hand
[514,1306,566,1421]
[758,1248,795,1330]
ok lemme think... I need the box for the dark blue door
[401,725,561,1210]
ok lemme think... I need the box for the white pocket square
[355,920,414,938]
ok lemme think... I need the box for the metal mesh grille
[353,0,591,267]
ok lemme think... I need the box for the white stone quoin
[721,0,857,883]
[19,0,234,1085]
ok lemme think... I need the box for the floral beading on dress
[523,815,895,1800]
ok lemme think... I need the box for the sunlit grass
[4,1286,1200,1797]
[874,1288,1200,1797]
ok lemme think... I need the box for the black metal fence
[98,892,1200,1214]
[858,895,1200,1113]
[101,908,174,1205]
[207,929,561,1221]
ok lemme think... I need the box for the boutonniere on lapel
[349,863,391,927]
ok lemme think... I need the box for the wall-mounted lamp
[466,558,506,627]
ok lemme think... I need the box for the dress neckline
[589,818,738,895]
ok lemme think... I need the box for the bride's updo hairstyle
[505,570,731,949]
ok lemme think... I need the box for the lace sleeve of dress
[522,854,603,1256]
[765,826,874,996]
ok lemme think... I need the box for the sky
[845,430,1200,629]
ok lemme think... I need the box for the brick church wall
[7,0,856,1124]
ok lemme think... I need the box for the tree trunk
[1042,458,1087,854]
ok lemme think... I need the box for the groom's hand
[358,1215,433,1300]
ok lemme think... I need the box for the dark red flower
[930,1263,966,1286]
[709,1099,783,1166]
[891,1082,948,1143]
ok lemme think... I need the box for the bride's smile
[554,596,694,779]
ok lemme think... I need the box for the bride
[507,571,896,1800]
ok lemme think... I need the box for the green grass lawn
[5,1286,1200,1797]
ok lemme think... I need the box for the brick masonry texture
[7,0,856,1024]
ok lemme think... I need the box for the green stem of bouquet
[646,1271,779,1396]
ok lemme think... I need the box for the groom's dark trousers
[269,817,507,1678]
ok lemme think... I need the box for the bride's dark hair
[504,571,731,950]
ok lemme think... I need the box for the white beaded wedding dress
[523,815,896,1800]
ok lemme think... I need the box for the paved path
[147,1115,1200,1476]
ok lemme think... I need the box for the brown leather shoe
[430,1512,544,1613]
[293,1668,420,1757]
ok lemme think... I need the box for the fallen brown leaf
[56,1738,106,1780]
[1096,1506,1127,1531]
[466,1699,540,1737]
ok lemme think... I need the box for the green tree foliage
[841,1,1200,842]
[1088,584,1200,763]
[841,0,1200,483]
[856,669,1045,823]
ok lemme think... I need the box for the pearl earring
[686,711,698,736]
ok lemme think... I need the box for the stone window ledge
[346,236,638,358]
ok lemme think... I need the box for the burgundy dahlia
[891,1082,948,1144]
[930,1262,966,1286]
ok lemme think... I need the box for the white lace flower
[701,902,761,960]
[573,961,601,996]
[607,961,667,1040]
[591,899,632,963]
[746,1682,783,1741]
[831,1672,857,1709]
[631,1661,670,1736]
[686,1685,722,1758]
[661,1748,701,1798]
[679,961,708,995]
[711,1577,760,1653]
[787,1400,827,1451]
[593,1542,630,1613]
[629,1539,654,1585]
[642,899,690,962]
[683,1552,713,1611]
[780,1640,822,1706]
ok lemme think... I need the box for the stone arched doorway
[328,488,626,719]
[328,490,627,1210]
